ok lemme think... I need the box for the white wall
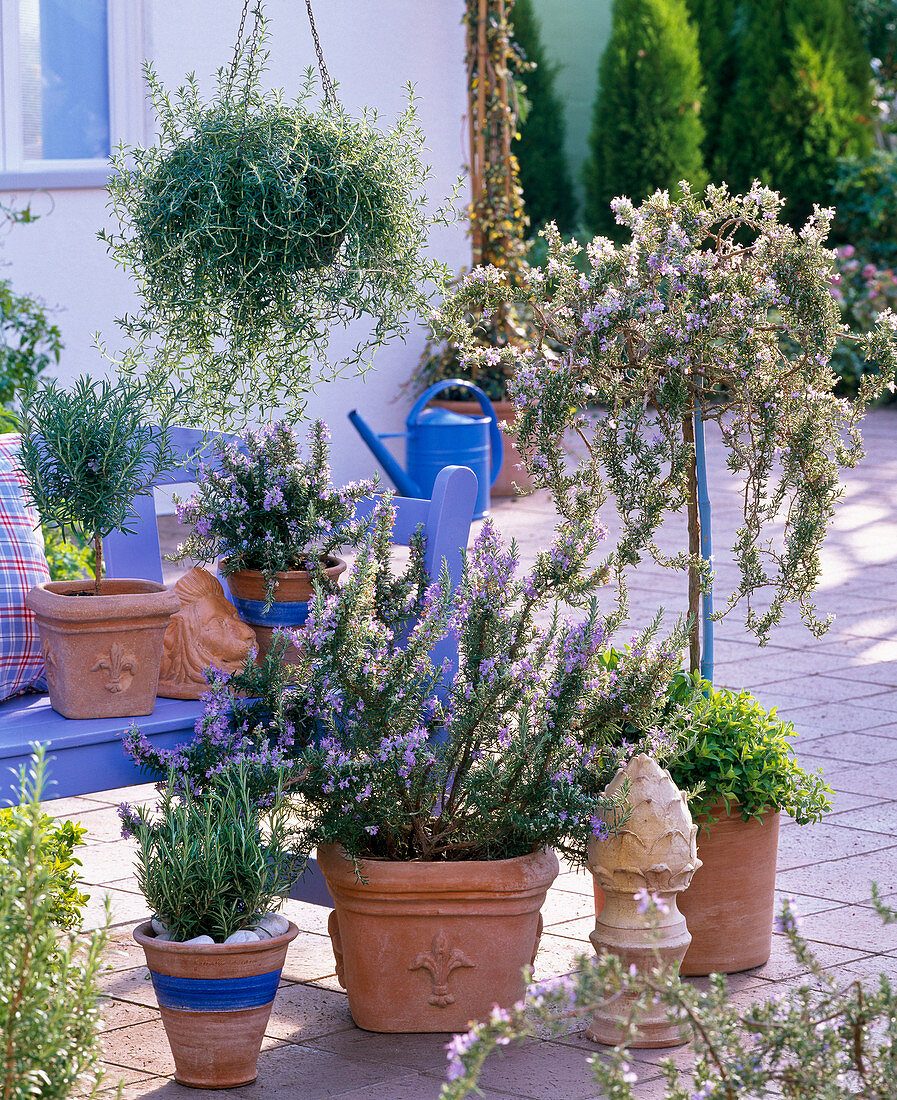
[0,0,470,487]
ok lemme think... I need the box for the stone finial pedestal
[586,753,700,1047]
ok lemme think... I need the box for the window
[0,0,144,189]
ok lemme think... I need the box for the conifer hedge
[583,0,706,239]
[511,0,578,232]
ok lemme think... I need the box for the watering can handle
[409,379,504,487]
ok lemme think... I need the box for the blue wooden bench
[0,427,478,818]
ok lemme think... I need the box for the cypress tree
[584,0,706,239]
[716,0,873,227]
[510,0,578,232]
[685,0,737,173]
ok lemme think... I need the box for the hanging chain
[226,0,253,97]
[304,0,337,108]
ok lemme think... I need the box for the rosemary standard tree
[101,7,449,431]
[15,375,177,596]
[439,183,897,671]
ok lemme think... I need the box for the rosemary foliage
[102,18,451,430]
[439,183,897,651]
[121,765,300,943]
[14,375,177,595]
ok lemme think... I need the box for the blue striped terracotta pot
[224,557,346,661]
[134,920,298,1088]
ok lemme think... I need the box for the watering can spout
[348,409,421,498]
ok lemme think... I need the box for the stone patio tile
[776,822,895,870]
[78,842,142,884]
[45,794,113,819]
[98,997,159,1032]
[796,903,897,954]
[540,887,596,927]
[828,662,897,688]
[773,891,846,918]
[280,897,333,936]
[473,1037,615,1099]
[777,701,897,736]
[830,765,897,800]
[824,790,887,814]
[534,932,592,979]
[279,931,339,983]
[823,952,897,983]
[334,1072,526,1099]
[263,982,354,1043]
[303,1029,456,1079]
[82,886,153,932]
[742,933,873,983]
[97,1066,160,1091]
[112,1038,420,1098]
[740,677,892,708]
[790,751,857,779]
[775,846,897,905]
[805,732,897,765]
[824,799,897,834]
[98,962,159,1006]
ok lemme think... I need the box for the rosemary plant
[439,183,897,658]
[102,13,451,430]
[2,749,110,1100]
[119,764,300,943]
[15,375,178,595]
[441,891,897,1100]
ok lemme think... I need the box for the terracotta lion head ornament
[157,567,256,699]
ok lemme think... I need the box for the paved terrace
[46,407,897,1099]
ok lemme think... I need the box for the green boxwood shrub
[831,150,897,266]
[584,0,706,239]
[665,672,833,825]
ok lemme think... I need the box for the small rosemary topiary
[102,11,450,430]
[15,375,178,595]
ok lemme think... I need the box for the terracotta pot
[134,920,298,1088]
[678,804,781,975]
[25,579,180,720]
[225,555,346,660]
[317,843,559,1032]
[432,399,534,497]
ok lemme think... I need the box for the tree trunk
[681,415,701,674]
[93,530,103,597]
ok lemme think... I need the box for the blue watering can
[349,379,503,520]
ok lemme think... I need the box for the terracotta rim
[26,579,179,623]
[222,556,346,604]
[318,843,559,897]
[134,920,299,955]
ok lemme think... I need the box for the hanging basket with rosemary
[101,3,449,430]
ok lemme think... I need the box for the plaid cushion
[0,433,50,701]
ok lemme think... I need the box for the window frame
[0,0,145,190]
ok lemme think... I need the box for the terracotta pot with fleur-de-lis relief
[317,843,559,1033]
[26,579,180,719]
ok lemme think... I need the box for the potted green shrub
[120,764,300,1089]
[440,182,897,967]
[101,6,449,432]
[665,672,831,973]
[129,494,687,1033]
[283,500,683,1033]
[171,420,375,658]
[16,375,180,720]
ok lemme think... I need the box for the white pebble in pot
[254,914,290,939]
[224,929,260,944]
[181,935,215,945]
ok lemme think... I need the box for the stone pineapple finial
[586,753,700,1047]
